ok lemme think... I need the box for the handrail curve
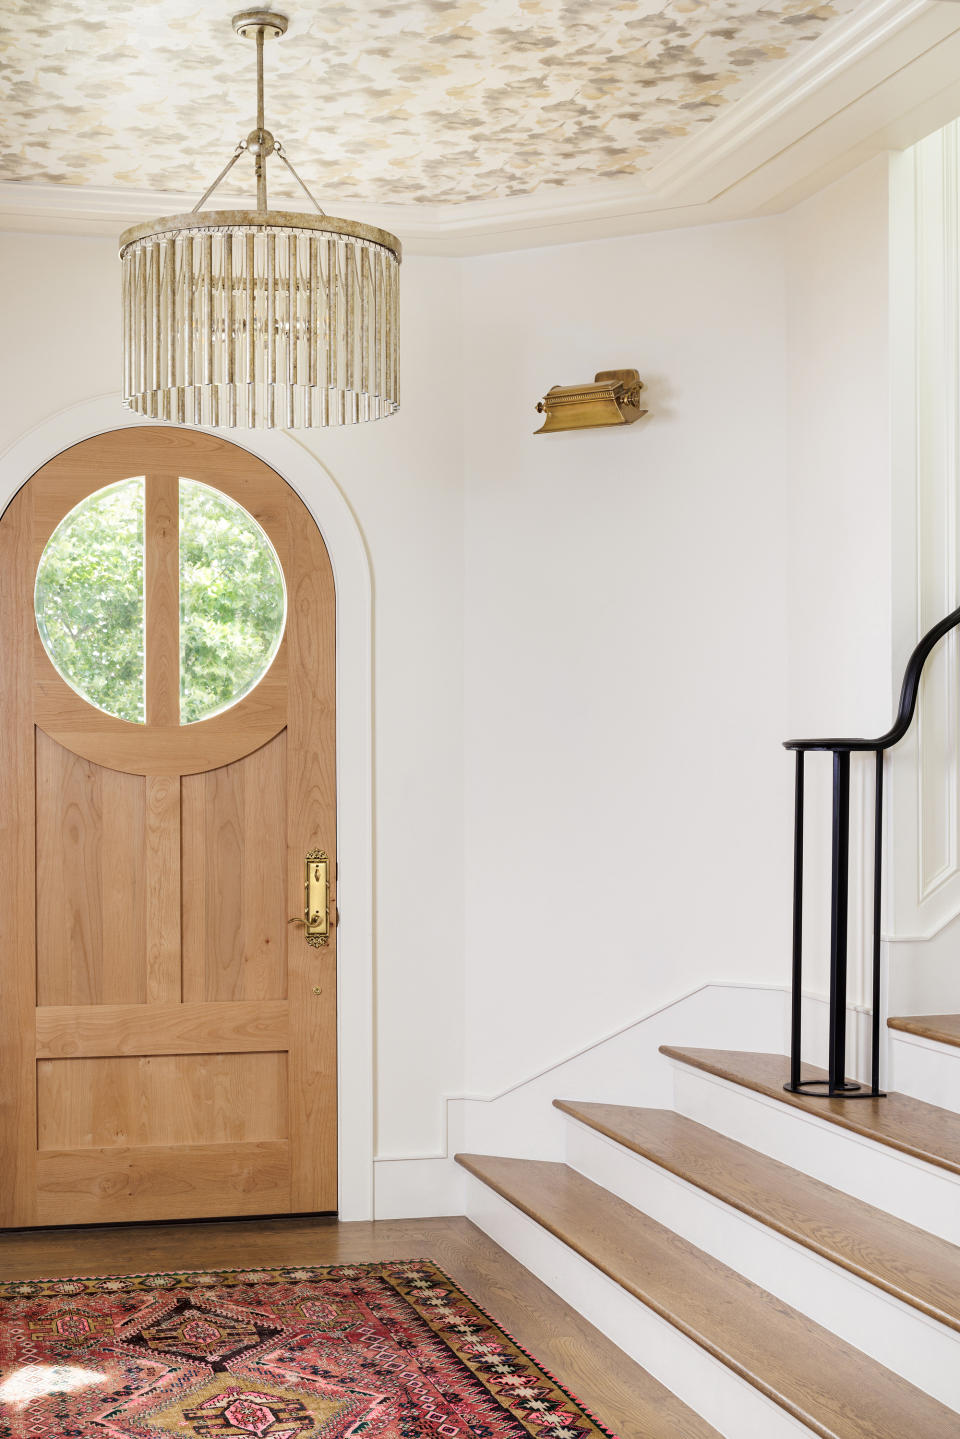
[785,601,960,752]
[784,601,960,1102]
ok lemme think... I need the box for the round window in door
[34,475,286,726]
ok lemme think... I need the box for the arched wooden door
[0,427,337,1226]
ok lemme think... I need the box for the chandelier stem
[255,27,268,211]
[256,27,265,134]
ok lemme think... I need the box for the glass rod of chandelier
[120,213,401,428]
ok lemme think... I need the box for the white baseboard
[371,1155,465,1220]
[464,1173,814,1439]
[372,982,875,1219]
[565,1113,960,1411]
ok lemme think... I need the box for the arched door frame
[0,395,374,1221]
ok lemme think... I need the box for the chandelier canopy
[119,10,401,429]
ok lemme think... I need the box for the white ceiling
[2,0,960,251]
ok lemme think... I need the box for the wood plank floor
[457,1153,960,1439]
[660,1047,960,1175]
[888,1014,960,1049]
[0,1214,719,1439]
[555,1099,960,1331]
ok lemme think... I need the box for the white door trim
[0,394,375,1221]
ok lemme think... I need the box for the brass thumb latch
[288,848,330,947]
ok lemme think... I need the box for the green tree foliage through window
[35,478,146,724]
[34,476,286,727]
[179,479,285,724]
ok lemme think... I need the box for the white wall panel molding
[888,121,960,945]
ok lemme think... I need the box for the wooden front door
[0,427,337,1227]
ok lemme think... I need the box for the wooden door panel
[0,428,337,1228]
[182,731,288,1002]
[36,732,148,1006]
[37,1052,288,1149]
[35,999,289,1057]
[34,662,289,776]
[145,773,181,1003]
[35,1141,291,1225]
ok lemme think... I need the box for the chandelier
[119,10,401,429]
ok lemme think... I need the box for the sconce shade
[535,369,646,434]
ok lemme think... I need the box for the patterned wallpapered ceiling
[0,0,860,208]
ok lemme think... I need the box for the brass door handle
[289,911,337,930]
[290,849,331,947]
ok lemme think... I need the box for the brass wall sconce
[534,369,646,434]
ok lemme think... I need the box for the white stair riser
[889,1031,960,1110]
[565,1118,960,1412]
[463,1173,814,1439]
[671,1064,960,1246]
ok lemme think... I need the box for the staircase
[456,1024,960,1437]
[453,608,960,1433]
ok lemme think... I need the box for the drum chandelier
[119,9,401,429]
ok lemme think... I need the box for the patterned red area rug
[0,1260,619,1437]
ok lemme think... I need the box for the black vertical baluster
[789,751,805,1092]
[871,749,884,1096]
[781,605,960,1101]
[828,749,851,1094]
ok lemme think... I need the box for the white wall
[0,160,904,1202]
[783,155,893,742]
[460,221,792,1096]
[780,156,894,1010]
[0,232,466,1166]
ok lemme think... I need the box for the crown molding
[644,0,932,201]
[1,0,959,256]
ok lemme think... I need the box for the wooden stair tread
[888,1013,960,1049]
[555,1099,960,1332]
[660,1047,960,1176]
[456,1153,959,1439]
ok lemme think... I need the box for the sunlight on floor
[0,1364,105,1407]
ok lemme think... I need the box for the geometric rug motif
[119,1299,283,1371]
[0,1260,619,1437]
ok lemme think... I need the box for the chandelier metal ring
[120,212,401,254]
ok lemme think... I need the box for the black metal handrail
[785,601,960,1099]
